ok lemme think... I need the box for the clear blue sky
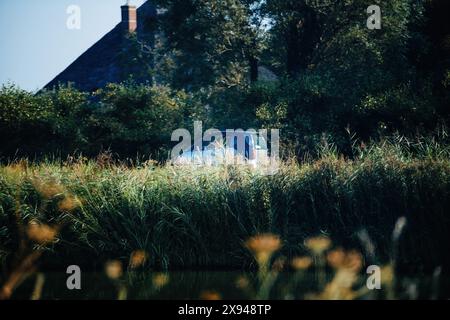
[0,0,146,92]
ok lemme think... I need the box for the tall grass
[0,137,449,273]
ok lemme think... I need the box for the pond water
[10,271,450,300]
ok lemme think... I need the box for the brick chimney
[121,2,137,33]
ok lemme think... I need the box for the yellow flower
[235,276,250,290]
[345,250,363,273]
[58,195,80,212]
[26,221,58,244]
[129,250,148,269]
[327,248,346,269]
[105,260,123,280]
[200,290,222,301]
[291,256,313,270]
[327,248,363,273]
[381,265,394,285]
[245,234,282,266]
[314,269,359,300]
[152,273,170,289]
[305,236,331,254]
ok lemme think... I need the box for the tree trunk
[249,56,259,82]
[286,20,302,77]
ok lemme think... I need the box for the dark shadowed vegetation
[0,137,449,274]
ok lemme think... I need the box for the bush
[0,83,204,160]
[85,83,204,159]
[0,84,55,157]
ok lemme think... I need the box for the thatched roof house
[44,1,157,92]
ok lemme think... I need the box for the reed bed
[0,138,449,275]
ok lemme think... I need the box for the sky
[0,0,146,92]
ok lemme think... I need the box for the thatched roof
[44,1,157,92]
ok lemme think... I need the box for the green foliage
[146,0,447,155]
[153,0,264,89]
[1,0,449,159]
[86,83,204,158]
[0,137,449,271]
[0,84,89,157]
[0,83,204,160]
[263,0,423,76]
[0,84,52,124]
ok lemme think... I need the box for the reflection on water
[10,271,450,300]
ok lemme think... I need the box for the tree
[259,1,442,137]
[264,0,424,78]
[153,0,266,90]
[86,82,204,158]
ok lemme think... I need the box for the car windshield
[205,134,250,151]
[191,132,268,152]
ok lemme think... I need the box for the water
[10,271,450,300]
